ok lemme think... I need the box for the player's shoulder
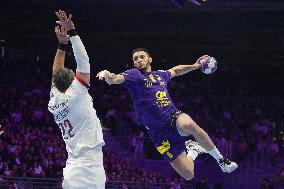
[156,70,170,75]
[122,68,142,77]
[157,70,168,73]
[48,93,69,113]
[123,68,139,74]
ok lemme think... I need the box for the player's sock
[208,146,223,161]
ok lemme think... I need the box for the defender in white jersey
[48,10,105,189]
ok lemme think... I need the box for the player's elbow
[183,168,194,180]
[169,69,177,78]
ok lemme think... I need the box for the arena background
[0,0,283,188]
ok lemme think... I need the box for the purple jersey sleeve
[157,70,171,82]
[121,69,141,87]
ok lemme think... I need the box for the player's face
[133,51,151,70]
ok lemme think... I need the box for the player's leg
[62,164,97,189]
[176,113,238,173]
[177,113,215,150]
[170,152,195,180]
[170,141,208,180]
[93,165,106,189]
[154,124,207,180]
[62,164,105,189]
[93,149,106,189]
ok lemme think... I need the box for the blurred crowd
[0,50,283,189]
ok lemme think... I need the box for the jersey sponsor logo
[156,91,168,100]
[167,152,173,158]
[155,74,161,81]
[144,74,165,87]
[149,74,157,83]
[49,99,69,111]
[156,140,173,159]
[156,101,171,107]
[160,81,165,86]
[155,90,171,107]
[156,140,171,154]
[54,107,71,122]
[144,78,153,88]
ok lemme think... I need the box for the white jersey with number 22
[48,77,104,165]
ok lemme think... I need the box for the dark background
[0,1,283,188]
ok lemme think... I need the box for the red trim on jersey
[75,76,90,89]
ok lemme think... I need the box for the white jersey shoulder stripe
[75,76,90,89]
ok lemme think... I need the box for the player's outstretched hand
[96,70,116,85]
[96,70,112,80]
[195,55,210,67]
[55,26,69,44]
[55,10,75,31]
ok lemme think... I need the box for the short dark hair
[52,68,75,92]
[132,47,151,57]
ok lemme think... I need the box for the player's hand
[96,70,108,80]
[55,26,69,44]
[195,55,210,67]
[96,70,113,80]
[96,70,116,85]
[55,10,75,31]
[0,125,4,136]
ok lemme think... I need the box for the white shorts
[62,163,106,189]
[62,148,106,189]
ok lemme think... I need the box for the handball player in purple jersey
[97,48,238,180]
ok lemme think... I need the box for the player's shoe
[218,158,238,173]
[185,140,207,160]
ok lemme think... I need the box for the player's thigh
[63,164,105,189]
[176,113,198,135]
[92,164,106,189]
[170,152,195,180]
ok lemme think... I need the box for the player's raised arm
[96,70,125,85]
[168,55,209,78]
[52,26,69,75]
[55,10,90,85]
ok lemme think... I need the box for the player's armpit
[168,69,177,78]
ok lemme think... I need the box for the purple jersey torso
[121,69,178,130]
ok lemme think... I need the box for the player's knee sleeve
[184,169,194,180]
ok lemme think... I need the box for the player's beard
[137,61,150,73]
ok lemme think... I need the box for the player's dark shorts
[147,110,186,162]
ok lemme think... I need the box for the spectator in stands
[259,178,275,189]
[132,131,144,159]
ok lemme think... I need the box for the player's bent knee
[183,169,194,180]
[177,121,198,136]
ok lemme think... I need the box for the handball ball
[199,56,217,74]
